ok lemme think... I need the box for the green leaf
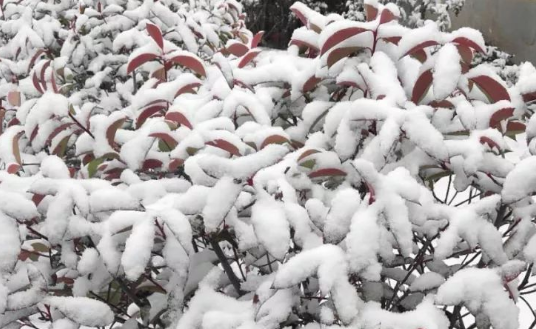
[32,242,50,253]
[299,159,316,169]
[87,157,105,178]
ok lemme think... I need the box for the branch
[211,239,244,296]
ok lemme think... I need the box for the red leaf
[127,53,159,74]
[32,72,43,94]
[175,82,201,98]
[412,69,433,104]
[7,163,20,174]
[165,112,192,129]
[238,49,262,68]
[308,168,347,178]
[136,105,166,129]
[252,31,264,48]
[327,47,362,68]
[168,54,206,77]
[142,159,163,171]
[29,126,38,144]
[470,75,510,103]
[402,40,440,58]
[32,193,45,206]
[149,132,178,150]
[382,36,401,45]
[260,135,290,149]
[366,182,375,204]
[297,149,320,162]
[39,60,51,91]
[227,42,249,57]
[302,75,321,93]
[206,139,241,156]
[365,4,378,21]
[452,37,485,53]
[168,158,184,171]
[8,118,20,127]
[147,23,164,50]
[456,44,473,64]
[479,136,500,150]
[410,48,428,63]
[7,91,20,106]
[28,49,46,73]
[320,27,369,55]
[379,8,397,24]
[47,123,75,145]
[489,107,514,129]
[522,91,536,103]
[429,100,454,108]
[507,121,526,133]
[106,117,126,149]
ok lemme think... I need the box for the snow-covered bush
[1,0,536,328]
[345,0,466,31]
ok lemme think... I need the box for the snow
[0,0,534,328]
[436,268,519,329]
[433,43,461,100]
[251,193,290,260]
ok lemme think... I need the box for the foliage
[0,0,536,329]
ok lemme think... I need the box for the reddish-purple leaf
[297,149,320,162]
[252,31,264,48]
[168,158,185,171]
[147,23,164,50]
[7,91,20,106]
[175,82,201,98]
[32,193,45,206]
[479,136,500,150]
[327,47,362,68]
[150,132,178,150]
[302,75,321,93]
[47,123,75,145]
[106,118,126,149]
[39,60,51,91]
[165,111,193,129]
[452,37,485,53]
[429,100,454,108]
[470,75,510,103]
[522,91,536,103]
[227,42,249,57]
[489,107,514,129]
[402,40,440,58]
[127,53,159,74]
[260,135,290,149]
[238,49,262,68]
[136,105,166,129]
[456,44,473,64]
[382,36,401,45]
[365,4,378,21]
[32,72,43,94]
[142,159,163,171]
[168,54,206,77]
[308,168,347,178]
[206,139,241,156]
[7,163,20,174]
[320,27,369,55]
[28,49,46,73]
[412,69,433,104]
[379,8,396,24]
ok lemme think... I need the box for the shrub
[0,0,535,329]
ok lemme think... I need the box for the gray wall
[451,0,536,64]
